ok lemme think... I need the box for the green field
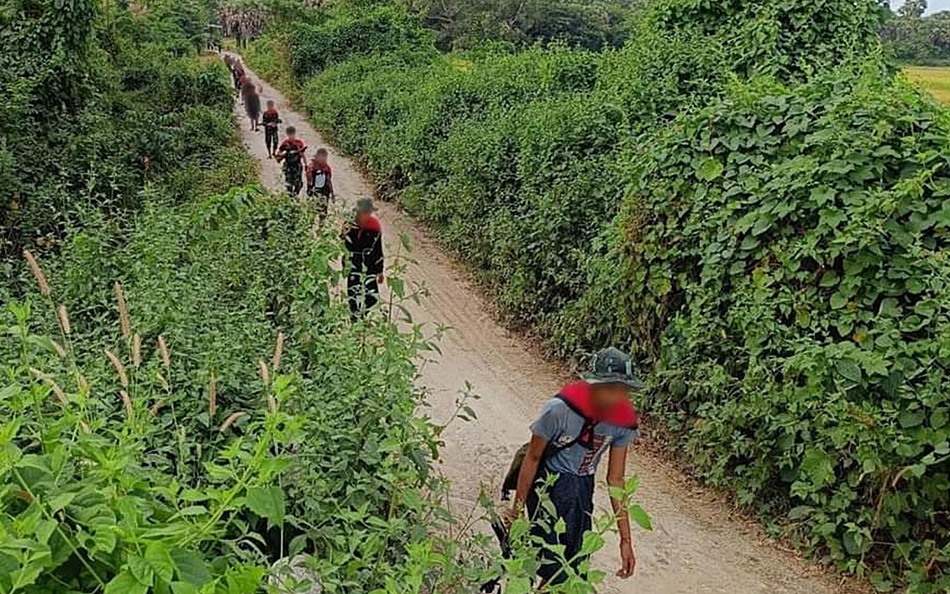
[905,65,950,103]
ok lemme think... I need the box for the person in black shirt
[342,198,385,320]
[275,126,306,196]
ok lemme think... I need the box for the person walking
[507,347,643,586]
[306,148,335,224]
[244,86,262,131]
[275,126,307,196]
[342,198,384,321]
[262,100,282,159]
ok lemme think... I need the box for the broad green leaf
[835,359,862,384]
[171,548,212,587]
[899,410,926,429]
[105,571,148,594]
[146,541,176,583]
[628,505,652,531]
[246,486,285,526]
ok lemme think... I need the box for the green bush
[0,188,457,593]
[598,68,950,589]
[288,2,433,79]
[0,0,236,264]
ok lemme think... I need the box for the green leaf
[931,410,948,430]
[819,270,839,287]
[835,359,862,384]
[579,531,605,556]
[146,541,175,583]
[170,548,212,587]
[105,571,148,594]
[128,554,155,586]
[628,505,652,531]
[696,157,724,181]
[246,486,285,526]
[899,410,926,429]
[830,292,848,309]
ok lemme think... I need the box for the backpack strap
[554,393,599,449]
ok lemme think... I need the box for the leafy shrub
[0,0,237,264]
[288,2,433,79]
[591,68,950,589]
[0,188,459,593]
[648,0,888,82]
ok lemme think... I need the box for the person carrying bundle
[275,126,307,196]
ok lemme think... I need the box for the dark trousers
[347,271,379,320]
[265,128,279,154]
[284,164,303,196]
[527,471,595,585]
[308,187,331,221]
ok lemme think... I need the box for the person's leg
[315,193,329,225]
[364,274,379,312]
[554,474,595,584]
[527,471,562,585]
[347,272,362,320]
[529,474,594,587]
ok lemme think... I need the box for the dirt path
[232,60,863,594]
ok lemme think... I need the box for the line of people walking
[223,54,384,322]
[223,54,641,592]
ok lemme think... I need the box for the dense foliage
[0,0,244,267]
[404,0,638,51]
[244,0,950,588]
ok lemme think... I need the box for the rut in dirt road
[231,58,866,594]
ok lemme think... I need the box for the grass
[904,66,950,104]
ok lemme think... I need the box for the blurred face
[287,131,296,139]
[356,210,371,226]
[316,153,328,165]
[267,101,274,109]
[590,383,630,412]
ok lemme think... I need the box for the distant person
[262,100,282,159]
[275,126,306,196]
[342,198,384,320]
[244,87,261,131]
[240,76,255,104]
[506,347,643,586]
[232,63,245,91]
[307,148,335,223]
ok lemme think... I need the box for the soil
[231,57,868,594]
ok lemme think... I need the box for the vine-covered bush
[0,0,234,264]
[288,2,433,79]
[575,68,950,590]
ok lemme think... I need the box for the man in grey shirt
[507,347,644,586]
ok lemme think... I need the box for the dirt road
[232,61,862,594]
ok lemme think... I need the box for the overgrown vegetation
[244,0,950,589]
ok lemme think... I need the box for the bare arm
[607,445,636,578]
[511,434,548,517]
